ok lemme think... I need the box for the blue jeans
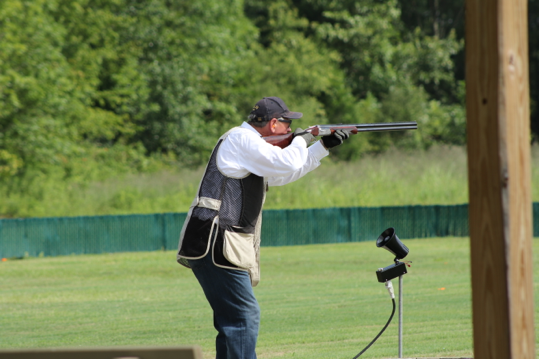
[188,254,260,359]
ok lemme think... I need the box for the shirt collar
[241,122,262,136]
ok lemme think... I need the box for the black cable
[352,298,396,359]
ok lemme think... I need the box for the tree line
[0,0,536,185]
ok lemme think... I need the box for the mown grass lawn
[1,237,538,358]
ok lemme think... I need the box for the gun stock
[263,133,296,148]
[263,121,418,149]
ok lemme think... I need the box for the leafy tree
[243,0,362,123]
[399,0,465,39]
[0,0,150,181]
[52,0,147,146]
[0,0,471,185]
[0,0,78,175]
[397,0,539,143]
[308,0,462,103]
[1,0,259,174]
[396,0,465,91]
[246,0,465,152]
[123,0,260,166]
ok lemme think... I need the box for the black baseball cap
[249,97,303,122]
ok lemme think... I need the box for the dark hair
[247,113,269,128]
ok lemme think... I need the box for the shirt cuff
[309,140,330,160]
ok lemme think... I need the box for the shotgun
[263,121,418,149]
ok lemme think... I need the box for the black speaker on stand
[376,227,409,261]
[375,227,411,358]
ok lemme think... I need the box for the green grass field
[2,237,539,358]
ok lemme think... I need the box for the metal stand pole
[398,275,403,358]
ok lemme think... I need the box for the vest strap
[197,197,222,211]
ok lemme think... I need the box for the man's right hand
[293,128,315,145]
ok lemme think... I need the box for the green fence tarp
[0,213,186,258]
[0,204,477,258]
[261,204,469,246]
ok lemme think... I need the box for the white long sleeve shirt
[216,122,329,186]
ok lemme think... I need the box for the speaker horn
[376,227,409,260]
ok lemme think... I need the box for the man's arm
[266,140,329,187]
[217,126,317,179]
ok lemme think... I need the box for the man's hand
[293,128,315,145]
[321,129,351,149]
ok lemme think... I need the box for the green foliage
[242,0,361,130]
[0,149,22,177]
[125,0,260,165]
[314,0,405,98]
[0,0,469,217]
[246,0,465,160]
[0,0,73,171]
[0,0,149,183]
[423,100,466,146]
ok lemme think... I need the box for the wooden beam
[0,346,204,359]
[466,0,535,358]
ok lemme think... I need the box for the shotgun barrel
[263,121,418,149]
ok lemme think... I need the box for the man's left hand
[321,129,351,149]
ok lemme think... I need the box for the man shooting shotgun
[176,96,417,359]
[264,122,418,149]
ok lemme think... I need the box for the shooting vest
[177,128,266,286]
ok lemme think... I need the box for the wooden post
[466,0,535,358]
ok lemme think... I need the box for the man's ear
[269,118,278,134]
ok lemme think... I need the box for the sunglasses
[277,117,292,128]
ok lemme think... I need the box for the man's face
[275,117,292,135]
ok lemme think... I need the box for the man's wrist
[311,140,330,158]
[292,136,308,146]
[321,139,328,150]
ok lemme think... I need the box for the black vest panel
[178,138,265,264]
